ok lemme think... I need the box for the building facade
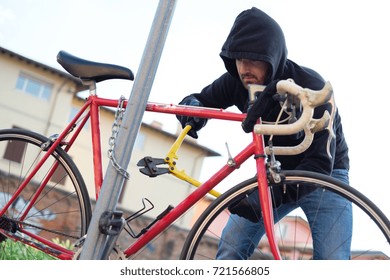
[0,46,219,232]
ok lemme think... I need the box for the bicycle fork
[253,132,282,260]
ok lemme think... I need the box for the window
[3,138,67,186]
[15,72,53,101]
[50,164,67,186]
[3,139,26,163]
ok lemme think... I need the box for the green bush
[0,239,65,260]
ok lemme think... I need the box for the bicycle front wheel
[0,129,92,259]
[181,170,390,260]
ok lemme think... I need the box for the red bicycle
[1,51,389,260]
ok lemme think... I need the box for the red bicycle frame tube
[145,102,245,122]
[124,140,255,256]
[253,128,281,259]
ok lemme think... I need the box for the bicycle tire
[0,128,92,259]
[181,170,390,260]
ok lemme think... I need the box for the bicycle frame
[0,93,282,259]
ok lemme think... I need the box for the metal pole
[79,0,177,259]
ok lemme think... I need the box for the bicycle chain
[1,215,79,240]
[107,95,130,179]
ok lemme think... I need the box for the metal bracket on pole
[79,0,177,259]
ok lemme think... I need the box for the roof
[0,46,88,91]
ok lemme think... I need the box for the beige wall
[0,48,218,230]
[0,54,77,134]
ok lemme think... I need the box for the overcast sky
[1,0,389,217]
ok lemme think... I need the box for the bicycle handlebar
[252,79,335,156]
[146,79,335,157]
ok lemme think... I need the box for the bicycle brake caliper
[267,140,283,184]
[41,134,59,150]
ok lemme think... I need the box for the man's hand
[176,95,208,139]
[241,80,279,133]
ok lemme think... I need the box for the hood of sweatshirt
[220,7,287,84]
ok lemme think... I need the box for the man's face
[235,59,269,89]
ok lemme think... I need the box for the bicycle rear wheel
[0,128,92,259]
[181,170,390,260]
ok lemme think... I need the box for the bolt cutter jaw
[137,156,169,177]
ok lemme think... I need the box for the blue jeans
[216,169,352,260]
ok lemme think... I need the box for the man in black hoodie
[177,7,351,259]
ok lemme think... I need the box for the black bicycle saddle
[57,50,134,82]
